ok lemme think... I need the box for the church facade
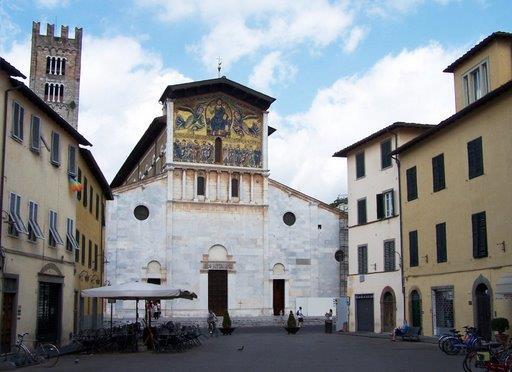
[106,78,346,318]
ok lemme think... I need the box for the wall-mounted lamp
[422,254,429,263]
[498,241,506,252]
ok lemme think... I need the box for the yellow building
[0,57,91,350]
[394,32,512,339]
[73,148,112,332]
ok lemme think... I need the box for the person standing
[325,309,333,334]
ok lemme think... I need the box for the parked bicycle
[439,326,484,355]
[463,342,512,372]
[11,333,60,367]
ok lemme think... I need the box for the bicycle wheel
[11,345,28,367]
[463,351,476,372]
[36,343,60,367]
[442,337,460,355]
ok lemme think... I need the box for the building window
[48,210,64,247]
[88,240,92,268]
[197,176,205,196]
[406,166,418,201]
[436,222,447,263]
[377,190,394,219]
[83,177,88,207]
[215,137,222,163]
[95,194,100,220]
[66,218,79,252]
[134,205,149,221]
[51,131,60,166]
[467,137,484,179]
[30,115,41,152]
[75,230,80,263]
[357,245,368,274]
[28,201,44,241]
[46,56,66,76]
[231,178,239,198]
[409,230,419,267]
[355,151,365,179]
[94,244,98,271]
[357,198,367,225]
[68,145,77,176]
[472,211,488,258]
[8,193,27,236]
[77,168,82,201]
[89,186,93,213]
[44,83,65,103]
[380,139,392,169]
[432,154,445,192]
[11,101,24,141]
[462,60,489,105]
[81,234,86,265]
[384,240,396,271]
[101,202,106,227]
[283,212,296,226]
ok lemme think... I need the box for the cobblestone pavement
[30,326,464,372]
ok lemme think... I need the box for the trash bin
[325,320,333,333]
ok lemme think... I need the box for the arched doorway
[410,290,422,327]
[381,288,396,333]
[475,283,492,340]
[207,245,228,316]
[272,264,285,316]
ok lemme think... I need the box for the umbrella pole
[110,301,113,331]
[136,299,139,325]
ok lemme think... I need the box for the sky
[0,0,510,203]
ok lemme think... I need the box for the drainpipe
[391,132,407,324]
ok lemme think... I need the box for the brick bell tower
[29,21,82,129]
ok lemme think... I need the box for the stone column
[216,171,221,201]
[239,173,243,202]
[250,173,254,203]
[181,169,186,200]
[193,170,198,201]
[205,171,210,200]
[228,172,232,201]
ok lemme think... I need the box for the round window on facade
[134,205,149,221]
[283,212,296,226]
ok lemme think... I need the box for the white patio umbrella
[81,281,197,327]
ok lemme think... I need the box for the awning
[81,281,197,300]
[495,273,512,299]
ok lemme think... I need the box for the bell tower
[29,21,82,129]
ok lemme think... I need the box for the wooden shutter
[51,132,60,164]
[357,199,367,225]
[432,154,445,192]
[380,140,392,169]
[472,212,488,258]
[356,152,365,178]
[468,137,484,179]
[68,146,76,175]
[30,116,40,151]
[376,193,384,219]
[358,245,367,274]
[384,241,395,271]
[406,166,417,201]
[409,231,418,267]
[436,222,447,262]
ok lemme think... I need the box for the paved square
[30,327,463,372]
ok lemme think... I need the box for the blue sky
[0,0,510,202]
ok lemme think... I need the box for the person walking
[325,309,333,333]
[296,307,304,327]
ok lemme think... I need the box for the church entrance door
[208,270,227,316]
[273,280,285,316]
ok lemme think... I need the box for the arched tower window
[51,57,56,75]
[231,177,239,198]
[197,176,205,196]
[59,84,64,102]
[214,137,222,163]
[46,57,51,74]
[44,83,49,101]
[61,58,66,75]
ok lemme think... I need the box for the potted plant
[220,311,236,335]
[491,318,509,344]
[285,311,300,334]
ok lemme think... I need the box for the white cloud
[137,0,354,71]
[248,51,297,93]
[343,26,369,53]
[268,43,460,202]
[1,35,191,182]
[35,0,69,8]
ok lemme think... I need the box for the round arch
[380,286,396,333]
[472,275,493,340]
[408,287,423,328]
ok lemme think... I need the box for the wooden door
[411,291,422,327]
[208,270,227,316]
[36,282,61,343]
[382,291,396,332]
[475,284,491,340]
[273,280,285,315]
[1,293,15,352]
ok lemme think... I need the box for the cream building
[333,122,432,332]
[106,77,346,319]
[0,57,90,350]
[394,32,512,339]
